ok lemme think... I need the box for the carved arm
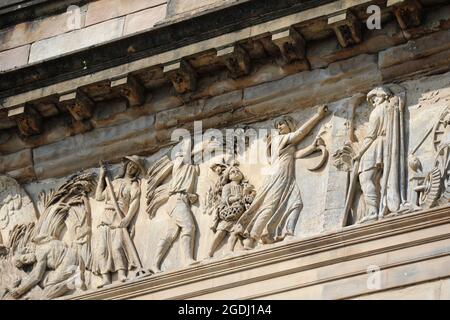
[11,259,47,299]
[289,105,328,146]
[95,163,107,201]
[119,184,141,228]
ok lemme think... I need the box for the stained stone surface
[0,0,450,301]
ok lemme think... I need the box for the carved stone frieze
[1,78,450,299]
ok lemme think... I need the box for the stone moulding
[70,204,450,300]
[0,0,380,105]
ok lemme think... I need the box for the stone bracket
[8,105,42,136]
[388,0,423,30]
[111,75,146,107]
[163,59,197,94]
[328,11,362,48]
[59,90,94,121]
[217,44,251,78]
[271,27,306,64]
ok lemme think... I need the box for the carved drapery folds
[0,82,449,299]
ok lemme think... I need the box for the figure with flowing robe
[92,156,144,288]
[234,105,328,249]
[353,86,407,223]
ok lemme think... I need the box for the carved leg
[118,270,127,282]
[150,225,180,274]
[98,273,111,288]
[178,206,197,266]
[44,282,71,300]
[208,230,227,258]
[226,232,239,253]
[283,205,303,241]
[180,234,196,266]
[358,169,379,224]
[247,207,274,247]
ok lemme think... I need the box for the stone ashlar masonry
[0,0,449,186]
[0,0,238,71]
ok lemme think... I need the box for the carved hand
[317,105,328,117]
[314,137,325,147]
[119,217,131,229]
[352,154,361,163]
[229,195,242,203]
[188,193,199,204]
[98,161,107,177]
[9,287,24,299]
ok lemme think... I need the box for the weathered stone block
[85,0,166,26]
[0,148,36,182]
[8,105,42,137]
[379,29,450,69]
[0,45,30,72]
[155,89,242,130]
[166,0,226,17]
[29,18,125,63]
[33,115,157,179]
[243,54,381,107]
[123,4,167,35]
[111,75,146,107]
[217,45,251,78]
[0,10,82,52]
[164,59,197,94]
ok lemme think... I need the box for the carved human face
[371,95,386,106]
[277,121,291,135]
[214,165,225,175]
[229,167,243,182]
[126,161,139,177]
[15,253,36,268]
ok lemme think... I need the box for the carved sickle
[308,145,329,171]
[295,138,329,171]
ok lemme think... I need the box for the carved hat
[367,86,392,105]
[210,162,227,173]
[123,155,145,175]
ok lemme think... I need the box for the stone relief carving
[207,161,256,258]
[0,175,38,245]
[9,238,86,300]
[410,107,449,209]
[203,161,228,218]
[92,157,146,288]
[146,142,205,273]
[233,105,328,249]
[335,86,409,225]
[0,83,449,299]
[0,172,96,299]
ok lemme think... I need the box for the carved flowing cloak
[92,178,142,275]
[234,133,302,243]
[359,96,407,214]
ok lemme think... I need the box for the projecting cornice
[0,0,374,102]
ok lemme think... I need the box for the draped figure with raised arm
[234,105,328,249]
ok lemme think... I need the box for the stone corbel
[328,11,362,48]
[59,90,94,121]
[271,27,307,64]
[387,0,423,30]
[7,105,43,137]
[111,75,146,107]
[164,59,197,94]
[217,44,251,78]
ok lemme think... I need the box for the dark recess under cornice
[0,0,336,102]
